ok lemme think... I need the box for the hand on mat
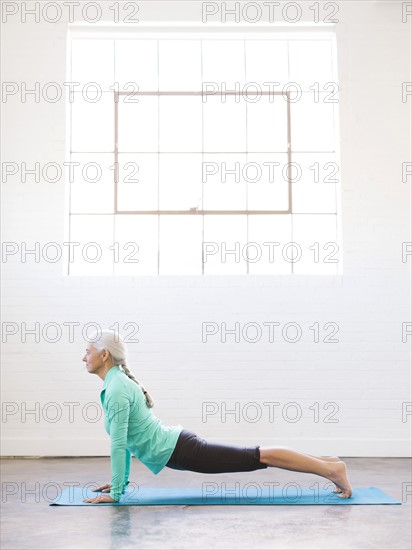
[92,483,112,493]
[83,495,117,504]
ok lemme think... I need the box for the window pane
[202,40,245,87]
[246,153,289,211]
[247,95,288,152]
[203,215,247,274]
[115,39,158,91]
[292,214,339,274]
[248,215,292,274]
[159,216,202,275]
[114,215,158,275]
[70,154,114,214]
[69,215,113,276]
[71,39,114,91]
[203,154,247,210]
[159,154,202,210]
[245,40,289,88]
[159,40,202,91]
[118,97,158,152]
[289,40,334,91]
[290,93,336,152]
[117,153,158,211]
[159,96,202,152]
[203,95,247,153]
[292,153,338,213]
[71,92,114,152]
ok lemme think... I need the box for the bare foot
[327,461,352,498]
[320,457,344,493]
[320,458,344,493]
[314,456,342,492]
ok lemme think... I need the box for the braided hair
[120,362,154,408]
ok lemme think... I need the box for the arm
[122,448,131,493]
[106,388,131,502]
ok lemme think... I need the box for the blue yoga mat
[49,486,401,506]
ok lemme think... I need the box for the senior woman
[82,330,352,503]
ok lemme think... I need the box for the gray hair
[86,329,154,408]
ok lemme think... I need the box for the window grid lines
[68,34,340,276]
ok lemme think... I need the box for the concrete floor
[1,457,411,550]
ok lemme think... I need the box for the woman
[82,330,352,504]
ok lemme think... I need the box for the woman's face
[83,344,105,374]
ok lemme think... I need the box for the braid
[120,363,154,408]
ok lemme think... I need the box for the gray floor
[1,457,411,550]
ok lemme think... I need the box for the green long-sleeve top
[99,365,183,501]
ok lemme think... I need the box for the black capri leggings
[165,429,268,473]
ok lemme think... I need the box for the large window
[67,28,341,276]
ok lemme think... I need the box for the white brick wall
[1,1,411,457]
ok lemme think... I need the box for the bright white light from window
[159,215,202,275]
[159,40,202,91]
[69,34,340,276]
[115,39,158,91]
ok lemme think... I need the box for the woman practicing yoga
[82,330,352,503]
